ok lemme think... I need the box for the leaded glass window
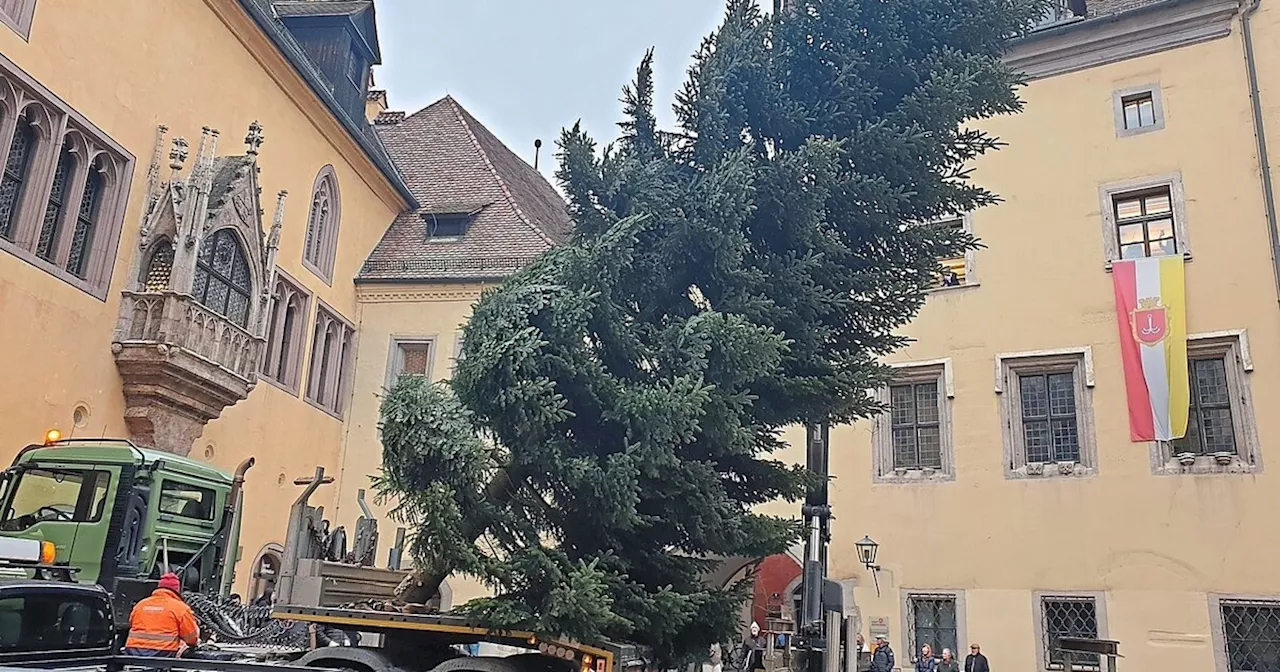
[890,381,942,470]
[193,228,252,327]
[66,161,103,279]
[1171,356,1236,456]
[0,114,35,240]
[36,142,74,261]
[1019,372,1080,463]
[143,239,173,292]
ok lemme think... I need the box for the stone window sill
[876,467,954,484]
[1155,453,1258,476]
[925,281,981,295]
[1008,460,1096,480]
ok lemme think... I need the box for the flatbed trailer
[272,604,645,672]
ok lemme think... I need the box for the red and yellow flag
[1111,256,1190,442]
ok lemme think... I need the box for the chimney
[366,89,388,123]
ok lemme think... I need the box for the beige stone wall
[334,282,494,607]
[825,5,1280,671]
[0,0,405,594]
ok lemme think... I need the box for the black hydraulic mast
[799,422,833,672]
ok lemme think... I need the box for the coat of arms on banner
[1130,297,1168,346]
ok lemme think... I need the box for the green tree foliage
[376,0,1049,664]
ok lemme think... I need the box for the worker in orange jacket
[124,572,200,657]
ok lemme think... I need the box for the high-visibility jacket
[124,588,199,653]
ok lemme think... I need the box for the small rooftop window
[422,205,485,241]
[426,215,469,240]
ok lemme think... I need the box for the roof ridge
[443,97,556,248]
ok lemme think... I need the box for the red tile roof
[359,96,570,282]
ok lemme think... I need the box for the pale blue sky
[375,1,727,182]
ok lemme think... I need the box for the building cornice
[357,284,493,304]
[1005,0,1240,81]
[203,0,413,212]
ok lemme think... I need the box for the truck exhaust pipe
[229,457,256,511]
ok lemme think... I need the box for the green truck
[0,437,661,672]
[0,436,250,628]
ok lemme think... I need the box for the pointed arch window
[142,239,174,292]
[306,303,354,417]
[0,59,131,299]
[193,228,253,328]
[66,157,104,279]
[0,112,36,240]
[36,140,74,261]
[302,166,340,282]
[262,272,311,392]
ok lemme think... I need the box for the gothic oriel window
[302,166,340,281]
[0,112,36,240]
[36,140,74,261]
[66,157,104,278]
[193,228,253,328]
[142,239,174,292]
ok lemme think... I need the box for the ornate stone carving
[112,122,285,455]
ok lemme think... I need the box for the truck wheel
[297,646,407,672]
[430,656,526,672]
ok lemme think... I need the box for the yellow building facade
[330,95,572,608]
[0,0,417,593]
[829,1,1280,671]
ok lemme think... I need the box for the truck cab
[0,436,249,624]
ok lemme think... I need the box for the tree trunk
[392,466,519,605]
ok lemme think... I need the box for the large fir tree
[376,0,1049,664]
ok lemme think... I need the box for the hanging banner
[1111,256,1190,442]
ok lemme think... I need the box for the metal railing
[117,290,264,380]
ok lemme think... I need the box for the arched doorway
[249,543,284,604]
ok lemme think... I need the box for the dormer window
[422,206,483,241]
[428,216,468,239]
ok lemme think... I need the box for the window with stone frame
[302,165,340,283]
[1219,599,1280,672]
[998,349,1097,479]
[906,594,958,662]
[0,52,132,299]
[261,272,311,393]
[873,361,954,482]
[931,215,976,289]
[1112,85,1165,138]
[306,303,355,417]
[0,0,36,39]
[192,228,253,328]
[1039,595,1100,671]
[386,337,435,389]
[1153,332,1260,475]
[1098,174,1190,267]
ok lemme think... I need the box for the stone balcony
[112,290,265,455]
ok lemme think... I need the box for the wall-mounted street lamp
[855,535,880,570]
[855,535,882,597]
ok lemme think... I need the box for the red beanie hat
[158,572,181,593]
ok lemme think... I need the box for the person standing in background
[937,648,960,672]
[915,644,936,672]
[964,644,990,672]
[870,634,895,672]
